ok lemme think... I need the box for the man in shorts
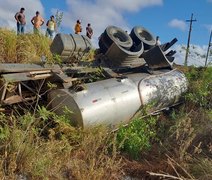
[31,11,45,34]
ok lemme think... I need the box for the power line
[184,13,197,66]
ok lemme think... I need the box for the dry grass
[0,28,53,63]
[0,29,211,179]
[0,112,123,179]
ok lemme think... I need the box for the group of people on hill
[15,7,93,39]
[74,19,93,39]
[15,7,56,39]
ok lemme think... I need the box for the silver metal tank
[48,69,188,128]
[129,69,188,110]
[50,33,92,63]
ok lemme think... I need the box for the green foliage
[185,66,212,108]
[52,53,62,65]
[116,116,157,159]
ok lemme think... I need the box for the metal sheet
[135,69,188,109]
[48,69,188,128]
[49,77,141,128]
[105,42,144,68]
[141,45,173,69]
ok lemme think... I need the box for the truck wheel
[130,26,156,50]
[99,26,133,53]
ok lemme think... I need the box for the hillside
[0,29,211,179]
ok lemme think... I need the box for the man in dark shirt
[15,7,26,35]
[86,23,93,39]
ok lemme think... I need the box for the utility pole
[205,30,212,67]
[184,13,197,66]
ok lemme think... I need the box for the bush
[116,116,157,159]
[185,66,212,108]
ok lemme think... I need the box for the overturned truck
[0,25,188,128]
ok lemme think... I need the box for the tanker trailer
[48,25,188,129]
[48,69,188,128]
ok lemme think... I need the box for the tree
[55,10,63,32]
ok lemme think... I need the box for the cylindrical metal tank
[48,77,143,128]
[50,33,75,55]
[48,69,188,128]
[50,33,92,63]
[129,69,188,110]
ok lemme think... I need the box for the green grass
[0,29,212,179]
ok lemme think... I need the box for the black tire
[130,26,156,50]
[98,33,109,53]
[99,26,133,53]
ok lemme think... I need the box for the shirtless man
[14,7,26,34]
[31,11,45,34]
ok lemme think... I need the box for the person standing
[86,23,93,39]
[14,7,26,35]
[156,36,161,45]
[74,20,82,34]
[46,15,56,39]
[31,11,45,34]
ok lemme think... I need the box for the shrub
[116,116,157,159]
[185,66,212,109]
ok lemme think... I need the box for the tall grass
[0,109,123,179]
[0,29,212,179]
[0,28,53,63]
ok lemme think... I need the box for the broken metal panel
[2,72,52,83]
[166,50,176,57]
[160,38,178,52]
[141,45,173,69]
[0,63,61,73]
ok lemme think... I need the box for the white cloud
[203,24,212,32]
[0,0,44,33]
[98,0,163,12]
[60,0,163,47]
[173,44,209,66]
[0,0,163,46]
[207,0,212,3]
[168,19,186,31]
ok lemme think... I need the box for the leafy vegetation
[116,116,157,159]
[0,29,211,179]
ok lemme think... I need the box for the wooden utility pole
[184,13,197,66]
[205,30,212,67]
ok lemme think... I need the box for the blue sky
[0,0,212,65]
[41,0,212,47]
[0,0,211,46]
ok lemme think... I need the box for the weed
[116,116,157,159]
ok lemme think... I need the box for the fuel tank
[48,69,188,128]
